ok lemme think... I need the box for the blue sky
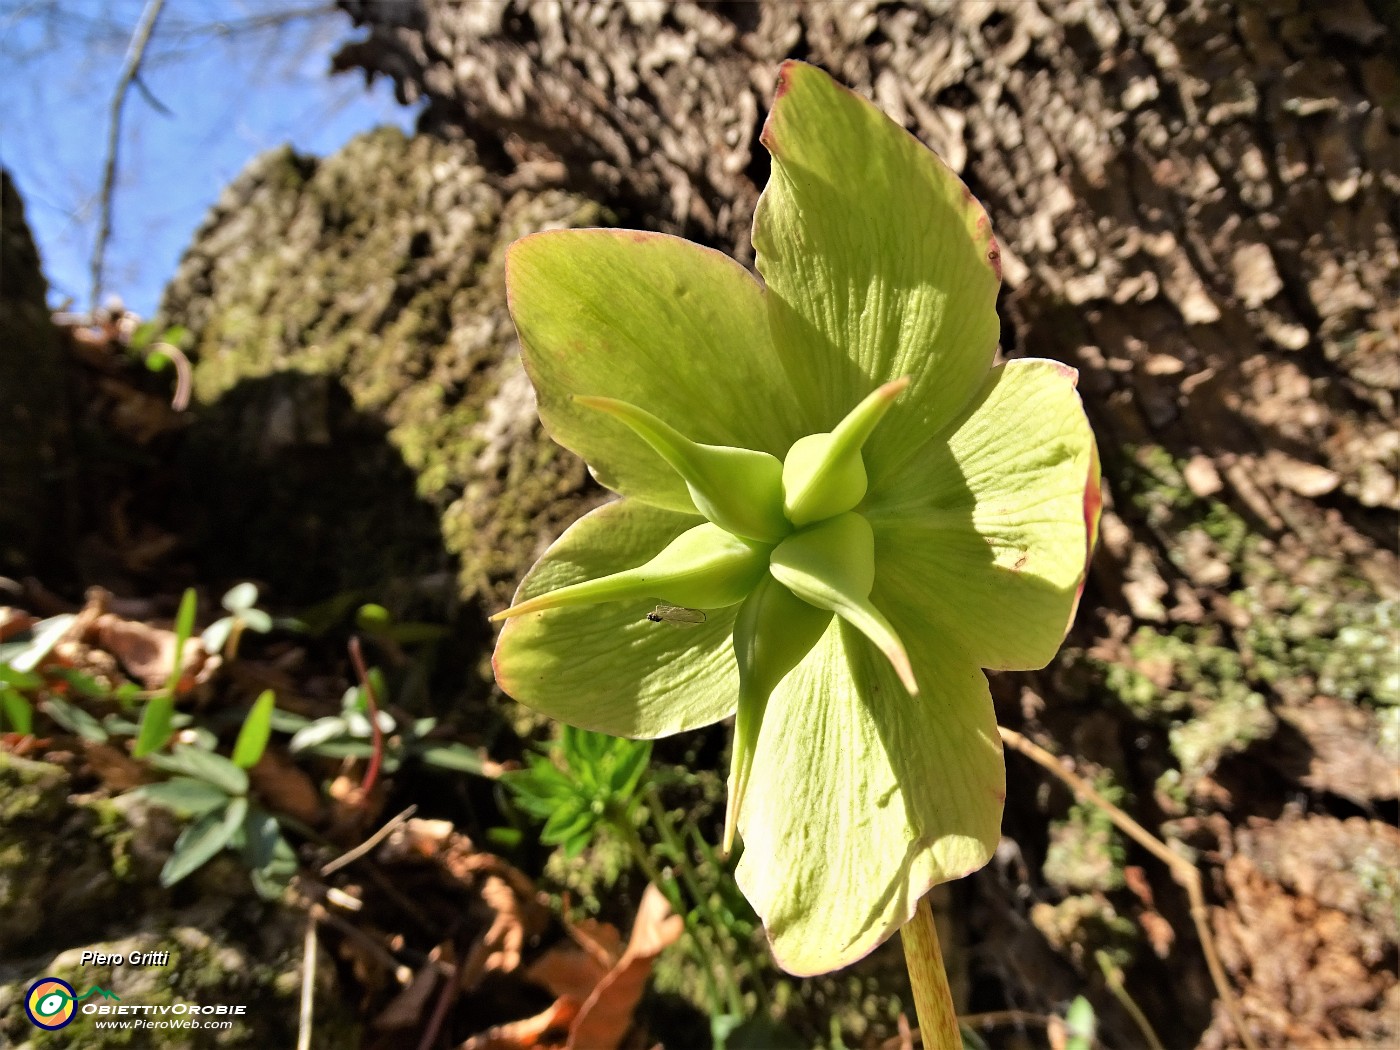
[0,1,418,316]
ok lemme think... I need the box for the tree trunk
[176,1,1391,1044]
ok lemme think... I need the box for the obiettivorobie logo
[24,977,121,1030]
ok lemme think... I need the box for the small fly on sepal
[646,604,707,625]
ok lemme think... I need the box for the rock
[159,128,610,609]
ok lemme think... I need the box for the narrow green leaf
[164,588,199,696]
[0,686,34,734]
[267,708,311,732]
[0,665,42,689]
[131,777,230,817]
[417,744,490,776]
[147,744,249,796]
[232,690,276,769]
[160,797,248,888]
[41,696,109,742]
[288,717,350,753]
[133,695,176,757]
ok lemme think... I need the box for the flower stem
[902,894,961,1050]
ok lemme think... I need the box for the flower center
[489,379,922,850]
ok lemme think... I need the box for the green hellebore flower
[491,61,1102,977]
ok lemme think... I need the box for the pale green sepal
[575,395,789,542]
[768,513,918,694]
[754,62,1001,481]
[507,230,806,512]
[493,500,740,737]
[782,377,909,526]
[492,521,770,621]
[864,359,1099,671]
[725,574,833,854]
[735,621,1004,976]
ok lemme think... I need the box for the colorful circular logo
[25,977,77,1030]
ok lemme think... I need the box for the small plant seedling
[134,588,198,758]
[279,675,490,777]
[201,582,273,659]
[131,690,297,898]
[502,725,652,858]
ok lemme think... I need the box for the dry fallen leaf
[566,884,684,1050]
[459,997,579,1050]
[92,612,207,690]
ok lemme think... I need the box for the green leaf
[493,500,741,737]
[734,621,1003,976]
[355,603,393,633]
[0,686,33,734]
[201,618,234,655]
[147,744,249,796]
[160,797,248,887]
[145,350,171,372]
[240,608,272,634]
[165,588,198,696]
[753,61,1002,482]
[289,717,350,753]
[232,690,276,769]
[132,776,231,817]
[1064,995,1096,1050]
[506,229,805,512]
[129,319,159,351]
[417,743,490,776]
[0,664,42,690]
[865,360,1100,671]
[240,806,298,900]
[41,696,108,742]
[133,695,176,757]
[160,324,189,348]
[222,585,259,616]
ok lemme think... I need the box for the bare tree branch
[89,0,165,310]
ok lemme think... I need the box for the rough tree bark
[324,3,1398,1047]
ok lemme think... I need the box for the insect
[646,604,707,626]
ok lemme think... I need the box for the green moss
[163,128,611,608]
[1044,774,1128,893]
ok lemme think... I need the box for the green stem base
[902,894,960,1049]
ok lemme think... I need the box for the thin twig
[348,636,385,802]
[320,804,417,876]
[91,0,166,309]
[296,912,317,1050]
[997,725,1258,1050]
[1097,949,1166,1050]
